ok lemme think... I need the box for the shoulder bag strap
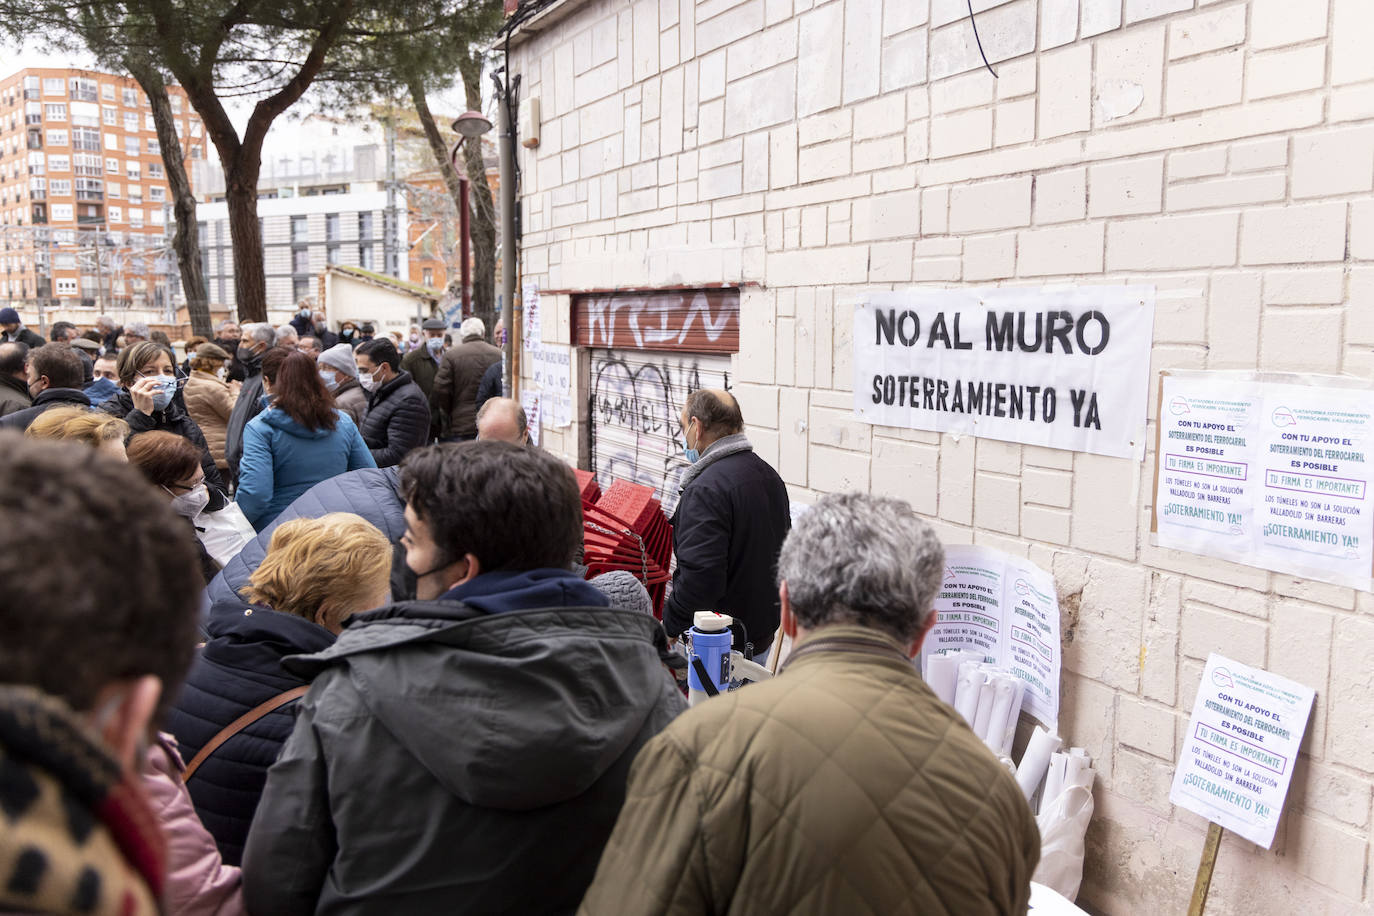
[182,685,309,782]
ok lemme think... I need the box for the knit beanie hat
[590,570,654,617]
[318,343,358,377]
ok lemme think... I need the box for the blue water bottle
[687,612,733,706]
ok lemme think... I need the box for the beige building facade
[505,0,1374,911]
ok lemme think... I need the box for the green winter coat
[580,624,1041,916]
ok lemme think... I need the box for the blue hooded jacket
[236,405,375,530]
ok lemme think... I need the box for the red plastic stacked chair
[581,479,673,617]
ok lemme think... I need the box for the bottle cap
[693,611,732,631]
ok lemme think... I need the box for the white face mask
[166,482,209,519]
[216,366,227,381]
[358,371,377,392]
[319,368,338,391]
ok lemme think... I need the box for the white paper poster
[528,343,572,428]
[522,282,541,352]
[520,390,541,446]
[920,545,1061,727]
[1170,654,1314,849]
[852,285,1155,459]
[1154,371,1374,591]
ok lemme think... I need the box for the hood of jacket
[204,597,337,678]
[257,405,334,440]
[286,568,676,810]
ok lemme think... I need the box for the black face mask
[237,344,264,370]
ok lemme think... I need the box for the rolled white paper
[999,681,1025,758]
[972,681,997,740]
[1041,753,1068,813]
[984,676,1018,753]
[925,653,961,707]
[1016,726,1063,801]
[954,662,985,726]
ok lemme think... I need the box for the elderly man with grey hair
[275,323,299,349]
[474,396,529,446]
[581,492,1040,916]
[433,315,501,441]
[224,321,276,475]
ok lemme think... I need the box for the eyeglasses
[165,474,205,495]
[136,369,189,390]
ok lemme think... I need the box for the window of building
[122,88,137,107]
[26,129,42,151]
[149,186,165,201]
[324,212,339,241]
[107,181,120,198]
[291,215,308,243]
[144,112,154,131]
[73,153,101,175]
[24,101,42,125]
[75,178,102,200]
[129,209,143,227]
[104,134,117,151]
[326,244,340,265]
[30,203,46,223]
[105,157,118,174]
[422,267,433,287]
[293,276,310,302]
[72,128,100,151]
[169,95,182,113]
[358,212,374,238]
[28,177,45,194]
[190,121,202,138]
[47,155,69,172]
[102,105,117,125]
[101,83,115,101]
[146,138,160,155]
[147,162,163,179]
[150,208,164,226]
[123,137,139,156]
[23,77,40,99]
[48,179,71,196]
[71,109,99,129]
[69,78,97,101]
[27,153,45,174]
[189,145,202,160]
[44,103,66,121]
[51,203,72,221]
[128,185,142,204]
[45,129,67,147]
[55,278,78,295]
[108,205,122,223]
[123,111,138,132]
[358,243,374,270]
[292,247,310,273]
[42,78,64,97]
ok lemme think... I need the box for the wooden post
[1187,822,1225,916]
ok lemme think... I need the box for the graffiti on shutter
[576,288,740,353]
[590,348,733,515]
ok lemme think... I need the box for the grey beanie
[318,343,358,377]
[590,570,655,617]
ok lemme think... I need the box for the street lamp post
[449,109,493,321]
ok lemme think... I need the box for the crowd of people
[0,303,1041,915]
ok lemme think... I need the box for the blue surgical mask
[683,420,700,464]
[319,369,338,391]
[151,376,176,411]
[425,336,443,355]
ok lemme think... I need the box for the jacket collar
[779,624,918,676]
[0,373,29,398]
[370,369,413,403]
[33,387,91,407]
[679,432,753,490]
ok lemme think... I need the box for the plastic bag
[196,503,256,567]
[1033,783,1094,902]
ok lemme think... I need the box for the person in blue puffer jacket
[236,348,375,530]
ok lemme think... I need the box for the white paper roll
[1041,753,1068,814]
[953,662,984,726]
[983,676,1018,753]
[999,681,1025,758]
[1015,726,1063,801]
[972,681,997,739]
[925,653,961,707]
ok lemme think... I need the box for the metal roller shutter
[589,347,734,516]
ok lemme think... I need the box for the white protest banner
[852,285,1155,459]
[522,282,541,352]
[1170,654,1314,849]
[520,389,541,446]
[529,343,572,428]
[920,545,1061,728]
[1154,371,1374,591]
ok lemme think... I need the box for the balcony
[71,89,97,102]
[76,190,103,201]
[30,190,44,201]
[77,214,103,225]
[73,140,101,152]
[23,89,38,100]
[26,136,41,150]
[24,114,41,125]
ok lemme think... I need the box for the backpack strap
[182,685,309,782]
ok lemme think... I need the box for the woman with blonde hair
[25,405,130,460]
[166,512,391,865]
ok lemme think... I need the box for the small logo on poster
[1211,667,1235,689]
[1271,407,1297,428]
[1169,396,1190,416]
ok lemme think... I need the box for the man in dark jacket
[581,494,1039,916]
[224,322,274,475]
[242,441,685,914]
[0,307,45,349]
[0,343,90,431]
[663,388,790,658]
[356,337,431,466]
[0,341,32,418]
[433,316,501,440]
[400,317,446,440]
[311,311,338,350]
[475,357,503,414]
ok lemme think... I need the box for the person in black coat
[166,512,394,865]
[474,358,503,414]
[355,337,431,467]
[662,388,791,658]
[0,306,46,349]
[99,341,227,503]
[0,343,90,431]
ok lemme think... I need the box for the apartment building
[0,67,203,311]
